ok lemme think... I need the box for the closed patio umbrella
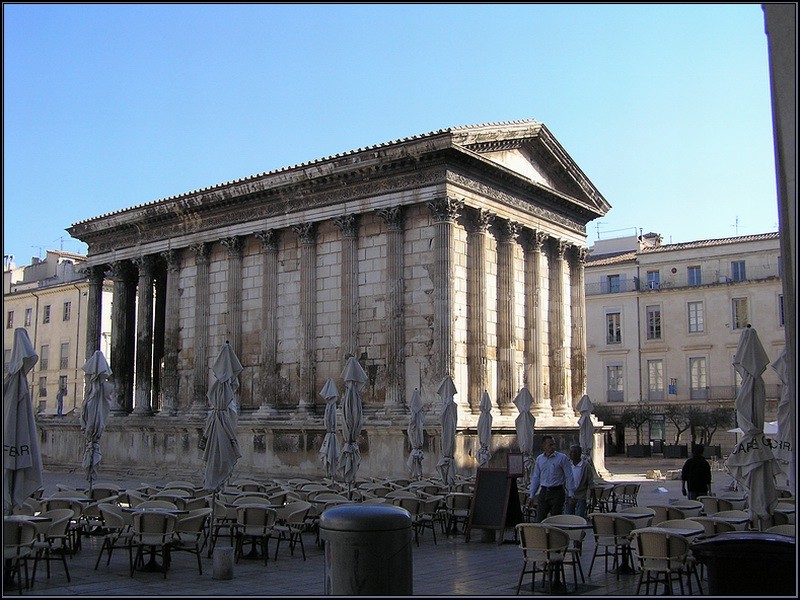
[476,390,493,467]
[3,328,43,513]
[435,376,458,488]
[338,356,368,492]
[770,348,794,488]
[513,387,536,488]
[80,350,113,495]
[407,388,425,479]
[202,341,243,492]
[576,394,595,459]
[725,326,781,529]
[319,378,340,480]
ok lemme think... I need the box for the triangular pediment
[449,120,610,215]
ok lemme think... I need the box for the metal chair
[30,509,74,586]
[514,523,570,594]
[765,524,795,536]
[588,512,637,579]
[541,514,588,584]
[444,492,472,535]
[688,516,736,535]
[171,507,212,575]
[4,519,38,592]
[233,505,277,565]
[94,504,135,570]
[630,527,696,595]
[130,511,178,578]
[273,501,312,560]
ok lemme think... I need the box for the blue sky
[3,4,779,266]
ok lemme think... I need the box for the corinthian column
[495,219,519,416]
[571,246,589,408]
[221,236,244,360]
[293,222,317,412]
[377,206,405,413]
[191,242,211,413]
[464,208,493,414]
[427,196,463,381]
[132,255,156,415]
[334,215,359,361]
[255,230,279,416]
[550,239,570,418]
[524,231,552,418]
[110,260,136,416]
[85,265,106,360]
[160,249,182,416]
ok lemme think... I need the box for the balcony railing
[586,273,780,296]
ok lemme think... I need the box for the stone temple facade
[60,120,610,480]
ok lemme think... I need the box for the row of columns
[82,198,587,419]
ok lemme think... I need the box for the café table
[656,522,705,541]
[617,508,655,529]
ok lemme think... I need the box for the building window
[607,274,620,293]
[58,375,68,393]
[687,266,701,287]
[6,311,13,329]
[3,349,10,374]
[647,360,664,401]
[689,357,708,400]
[778,294,784,327]
[60,342,70,370]
[40,345,49,370]
[38,376,47,397]
[646,270,660,290]
[63,301,71,322]
[649,415,665,442]
[731,260,746,282]
[43,305,51,324]
[688,301,704,333]
[606,312,622,344]
[24,308,32,327]
[606,365,623,402]
[732,298,748,330]
[646,305,662,340]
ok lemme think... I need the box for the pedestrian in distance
[681,443,712,500]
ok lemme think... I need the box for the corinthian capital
[427,196,463,223]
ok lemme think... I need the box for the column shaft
[256,230,279,415]
[294,223,317,411]
[161,249,182,416]
[465,209,492,414]
[496,220,519,415]
[191,243,211,412]
[378,207,405,411]
[133,255,155,415]
[110,261,135,415]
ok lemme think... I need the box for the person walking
[564,444,596,518]
[528,435,575,522]
[681,443,712,500]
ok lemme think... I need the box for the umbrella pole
[89,444,95,496]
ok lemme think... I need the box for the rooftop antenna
[595,221,607,240]
[732,216,739,235]
[30,245,43,259]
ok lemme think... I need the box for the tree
[663,404,692,445]
[621,403,652,445]
[697,407,734,447]
[593,404,617,426]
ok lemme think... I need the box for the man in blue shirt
[528,435,575,522]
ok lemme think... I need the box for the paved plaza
[7,456,741,597]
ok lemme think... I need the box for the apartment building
[3,251,113,415]
[585,231,785,452]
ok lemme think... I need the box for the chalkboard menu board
[465,467,523,544]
